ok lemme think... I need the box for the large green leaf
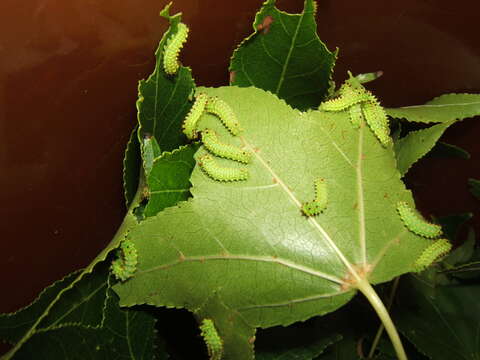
[229,0,336,110]
[395,274,480,360]
[394,122,453,176]
[0,271,79,344]
[386,94,480,124]
[11,289,157,360]
[114,86,431,359]
[136,4,195,151]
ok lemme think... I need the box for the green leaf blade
[394,122,453,176]
[115,87,430,359]
[230,0,336,110]
[137,5,195,151]
[386,94,480,124]
[144,144,199,217]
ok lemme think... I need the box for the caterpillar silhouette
[413,238,452,272]
[199,154,249,182]
[199,319,223,360]
[202,129,251,163]
[397,201,442,238]
[182,93,208,140]
[163,22,189,75]
[111,240,138,281]
[205,97,241,136]
[302,178,327,216]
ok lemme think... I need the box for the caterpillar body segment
[413,238,452,272]
[302,178,327,216]
[362,101,391,146]
[205,97,241,136]
[199,319,223,360]
[182,93,208,140]
[349,103,364,128]
[198,154,249,182]
[111,240,138,282]
[163,22,189,75]
[201,129,252,164]
[397,201,442,238]
[319,83,371,112]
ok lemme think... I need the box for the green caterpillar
[348,103,364,128]
[182,93,208,140]
[163,22,189,75]
[413,238,452,272]
[362,101,391,147]
[302,178,327,216]
[319,83,371,111]
[397,201,442,238]
[199,154,249,182]
[205,97,241,136]
[199,319,223,360]
[111,240,138,281]
[202,129,252,163]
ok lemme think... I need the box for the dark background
[0,0,478,316]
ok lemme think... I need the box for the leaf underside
[114,86,430,359]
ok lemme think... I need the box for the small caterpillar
[182,93,208,140]
[111,240,138,281]
[199,319,223,360]
[202,129,252,163]
[205,97,241,136]
[362,101,391,147]
[163,22,189,75]
[198,154,248,182]
[348,103,364,128]
[319,83,371,112]
[413,238,452,272]
[397,201,442,238]
[302,178,327,216]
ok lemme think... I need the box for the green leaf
[229,0,336,110]
[395,275,480,360]
[144,144,200,218]
[256,337,340,360]
[0,262,108,345]
[0,271,80,344]
[427,141,470,159]
[255,321,341,360]
[114,86,431,359]
[394,122,453,176]
[12,289,157,360]
[386,94,480,123]
[468,178,480,200]
[137,3,195,151]
[123,126,141,208]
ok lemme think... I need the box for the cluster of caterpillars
[396,201,451,272]
[183,94,252,182]
[162,21,252,182]
[111,240,138,281]
[319,74,391,147]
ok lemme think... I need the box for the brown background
[0,0,479,316]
